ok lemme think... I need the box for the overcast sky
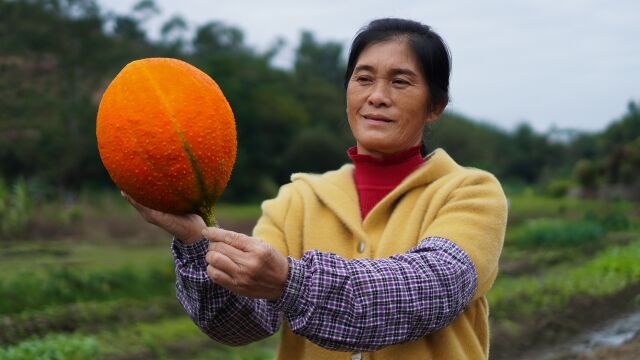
[100,0,639,133]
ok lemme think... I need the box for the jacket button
[357,242,366,253]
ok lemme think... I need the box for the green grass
[74,188,263,222]
[0,317,279,360]
[0,178,33,238]
[0,333,102,360]
[489,239,640,320]
[506,194,634,226]
[1,190,639,359]
[216,203,262,221]
[94,316,278,359]
[0,296,182,345]
[96,316,209,358]
[0,241,171,274]
[0,261,175,315]
[190,335,279,360]
[510,218,605,248]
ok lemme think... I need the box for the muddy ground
[491,281,640,360]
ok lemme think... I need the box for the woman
[124,18,507,360]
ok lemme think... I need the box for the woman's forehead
[355,39,420,72]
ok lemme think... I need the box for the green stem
[199,204,216,227]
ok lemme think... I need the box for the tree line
[0,0,638,202]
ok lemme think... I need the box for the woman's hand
[121,191,206,244]
[203,227,289,301]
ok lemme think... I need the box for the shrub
[0,333,101,360]
[0,297,182,345]
[0,264,175,315]
[0,178,33,238]
[544,178,574,198]
[489,240,640,320]
[583,209,631,231]
[513,218,605,248]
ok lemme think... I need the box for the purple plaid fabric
[172,236,477,351]
[172,239,281,345]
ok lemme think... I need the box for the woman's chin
[357,140,399,156]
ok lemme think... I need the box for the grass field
[1,189,639,359]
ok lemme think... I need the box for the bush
[489,239,640,320]
[0,297,182,345]
[513,218,605,248]
[583,209,631,231]
[279,127,349,181]
[0,178,33,238]
[0,333,101,360]
[544,178,574,198]
[0,264,175,315]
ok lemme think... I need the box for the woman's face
[346,39,438,157]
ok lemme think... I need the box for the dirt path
[491,282,640,360]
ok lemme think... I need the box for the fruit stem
[200,204,217,227]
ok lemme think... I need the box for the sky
[99,0,639,133]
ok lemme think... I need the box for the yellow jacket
[253,149,508,359]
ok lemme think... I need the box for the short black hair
[344,18,451,112]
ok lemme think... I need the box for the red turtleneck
[347,145,425,220]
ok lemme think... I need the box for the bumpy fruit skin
[96,58,236,225]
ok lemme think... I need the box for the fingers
[121,191,141,208]
[207,264,236,288]
[120,191,205,243]
[206,249,240,275]
[121,191,157,223]
[203,228,289,300]
[121,191,151,216]
[208,241,245,261]
[202,227,256,252]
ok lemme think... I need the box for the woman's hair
[344,18,451,112]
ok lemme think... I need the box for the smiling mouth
[363,114,393,123]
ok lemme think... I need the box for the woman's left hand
[203,227,289,301]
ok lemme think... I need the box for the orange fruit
[96,58,236,226]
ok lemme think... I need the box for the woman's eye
[392,78,410,86]
[355,76,372,83]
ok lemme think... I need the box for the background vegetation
[1,0,639,359]
[2,0,639,203]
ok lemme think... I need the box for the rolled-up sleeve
[271,236,477,352]
[172,238,282,346]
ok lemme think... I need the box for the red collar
[347,145,425,220]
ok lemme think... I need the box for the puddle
[526,309,640,360]
[570,311,640,353]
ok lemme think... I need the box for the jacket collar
[290,148,461,240]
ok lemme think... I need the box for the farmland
[1,189,638,359]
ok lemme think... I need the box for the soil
[490,282,640,360]
[576,334,640,360]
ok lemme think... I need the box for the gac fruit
[96,58,236,226]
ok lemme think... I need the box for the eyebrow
[353,64,419,77]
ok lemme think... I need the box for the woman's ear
[425,102,446,124]
[425,112,439,124]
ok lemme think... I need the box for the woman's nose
[367,82,391,107]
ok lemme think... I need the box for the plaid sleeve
[171,237,282,345]
[271,237,477,352]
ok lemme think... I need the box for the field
[1,189,639,359]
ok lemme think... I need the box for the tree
[294,31,345,86]
[160,15,188,53]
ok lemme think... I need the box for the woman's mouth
[363,114,393,123]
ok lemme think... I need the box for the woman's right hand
[121,191,206,244]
